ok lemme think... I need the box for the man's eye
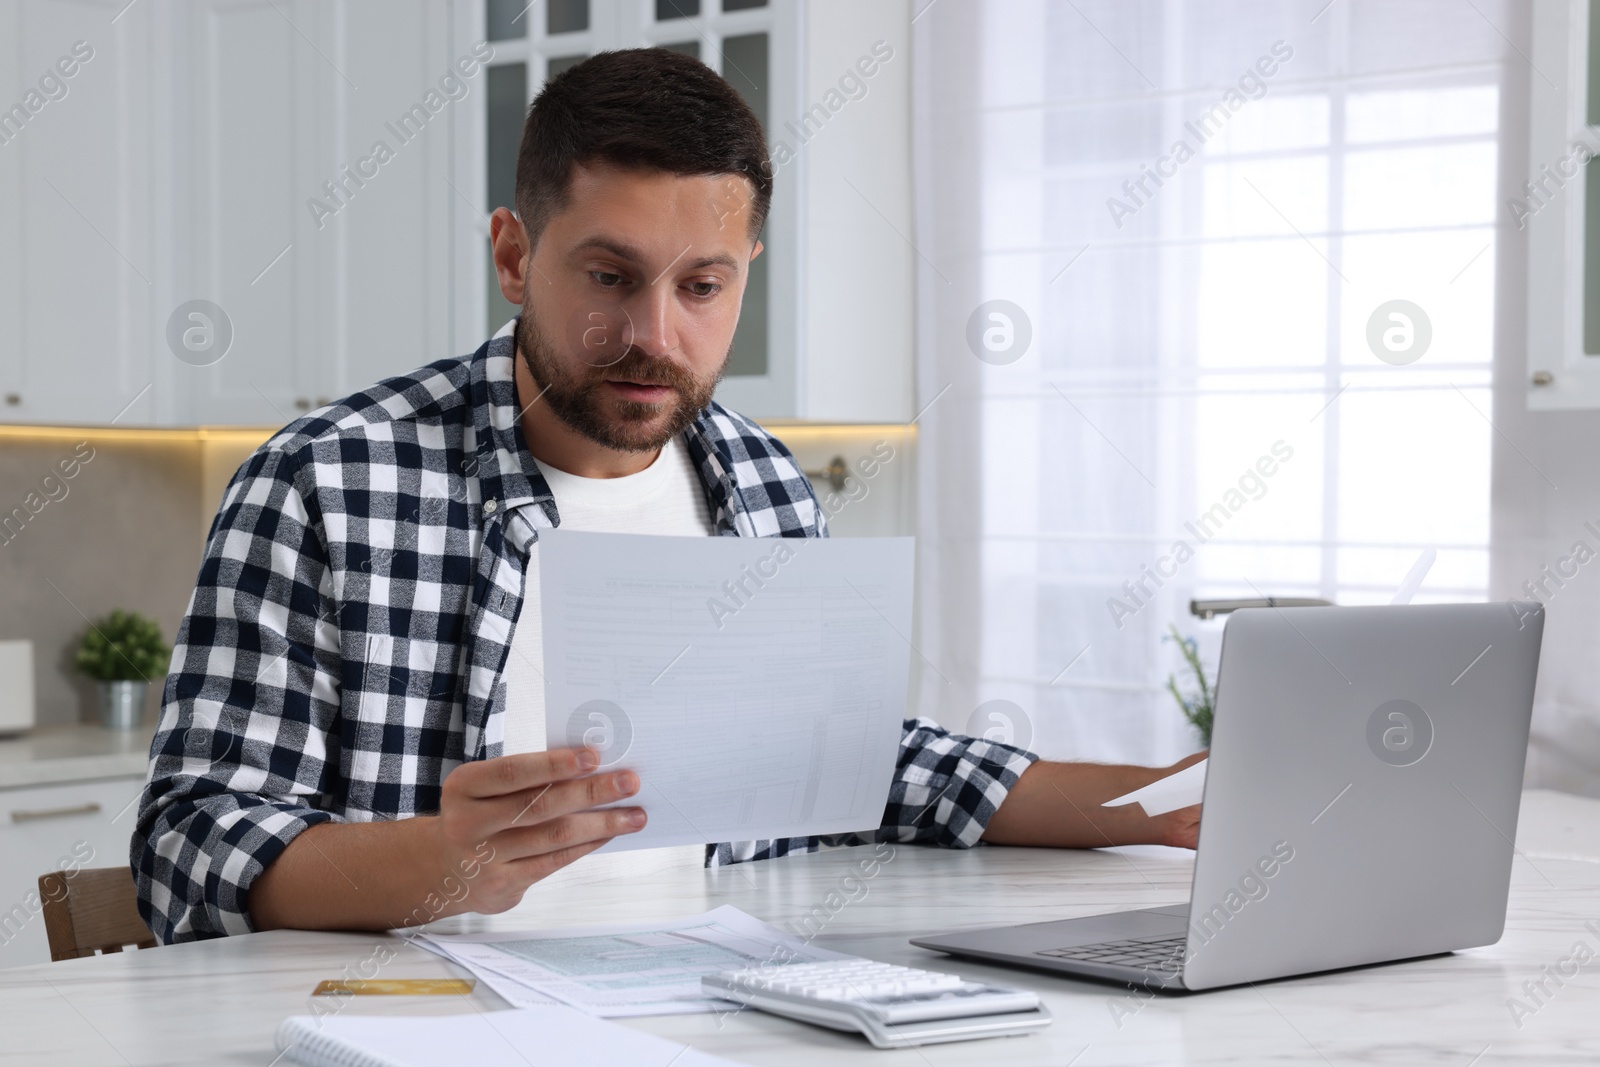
[590,271,625,287]
[688,281,721,298]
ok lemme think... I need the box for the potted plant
[74,610,170,730]
[1164,624,1215,746]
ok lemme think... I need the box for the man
[133,49,1200,944]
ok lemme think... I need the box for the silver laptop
[912,602,1545,992]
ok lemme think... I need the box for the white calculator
[702,959,1052,1049]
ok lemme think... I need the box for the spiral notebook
[274,1005,747,1067]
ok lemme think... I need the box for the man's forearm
[982,753,1204,849]
[249,816,474,934]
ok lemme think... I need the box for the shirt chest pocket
[353,633,460,730]
[356,634,394,724]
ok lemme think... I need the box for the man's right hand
[434,746,647,914]
[248,746,645,934]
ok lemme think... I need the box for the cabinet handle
[11,802,102,823]
[804,456,850,493]
[3,393,19,406]
[295,397,311,410]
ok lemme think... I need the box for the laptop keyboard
[1036,936,1187,969]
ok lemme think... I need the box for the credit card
[312,978,477,996]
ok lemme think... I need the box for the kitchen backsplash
[0,430,264,727]
[0,424,912,728]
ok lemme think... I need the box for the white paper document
[1102,758,1208,816]
[538,530,914,852]
[414,905,853,1017]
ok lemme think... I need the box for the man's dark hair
[514,48,771,249]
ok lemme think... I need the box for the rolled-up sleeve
[859,717,1038,848]
[709,718,1038,865]
[131,446,346,944]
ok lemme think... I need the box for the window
[915,1,1507,764]
[484,62,527,338]
[473,0,798,412]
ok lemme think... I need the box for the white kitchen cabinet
[467,0,807,419]
[0,0,459,428]
[161,0,329,426]
[796,0,913,423]
[169,0,460,426]
[0,0,918,427]
[0,0,159,427]
[0,775,148,969]
[1524,0,1600,410]
[469,0,915,423]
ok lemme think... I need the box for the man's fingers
[448,747,602,800]
[492,808,648,862]
[504,837,615,887]
[469,769,639,838]
[1159,804,1202,850]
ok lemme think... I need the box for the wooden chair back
[38,867,158,962]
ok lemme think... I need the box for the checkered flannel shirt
[131,327,1039,944]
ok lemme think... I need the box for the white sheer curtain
[911,0,1511,765]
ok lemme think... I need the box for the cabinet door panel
[0,2,20,419]
[175,0,457,423]
[332,0,456,395]
[2,0,155,426]
[0,776,148,969]
[174,0,323,426]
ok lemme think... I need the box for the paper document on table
[407,945,564,1009]
[1102,758,1208,815]
[538,530,914,852]
[413,905,854,1017]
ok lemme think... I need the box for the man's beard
[515,307,723,453]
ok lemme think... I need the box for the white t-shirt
[501,433,717,756]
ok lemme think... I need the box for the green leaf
[74,610,171,682]
[1164,623,1215,746]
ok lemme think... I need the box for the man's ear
[489,207,532,305]
[750,239,764,263]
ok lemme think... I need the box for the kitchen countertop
[0,722,155,789]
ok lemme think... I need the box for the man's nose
[624,278,682,359]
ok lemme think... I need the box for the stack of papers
[409,906,853,1017]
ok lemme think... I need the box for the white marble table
[3,789,1599,1065]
